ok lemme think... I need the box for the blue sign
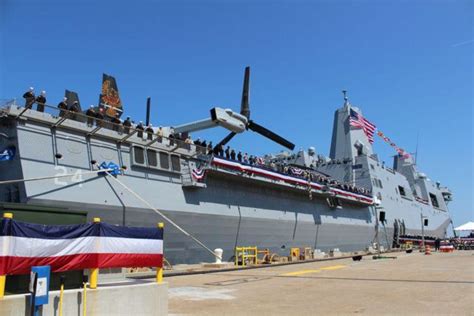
[30,266,51,306]
[0,146,15,161]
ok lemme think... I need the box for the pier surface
[166,251,474,315]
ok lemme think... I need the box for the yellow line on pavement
[320,265,346,271]
[280,264,347,276]
[281,269,321,276]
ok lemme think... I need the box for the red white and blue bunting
[192,167,206,181]
[0,219,163,275]
[211,157,373,205]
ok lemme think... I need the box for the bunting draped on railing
[192,167,206,180]
[376,131,411,159]
[0,218,163,275]
[211,157,373,205]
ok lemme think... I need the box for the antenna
[145,97,151,126]
[342,90,350,107]
[415,132,419,165]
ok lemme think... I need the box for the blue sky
[1,0,472,227]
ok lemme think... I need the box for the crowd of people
[192,139,372,196]
[23,87,163,140]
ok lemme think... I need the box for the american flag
[349,109,376,144]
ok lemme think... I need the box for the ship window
[133,147,145,164]
[147,149,158,167]
[171,155,181,171]
[398,186,406,196]
[370,164,375,170]
[377,179,383,188]
[159,152,170,169]
[429,193,439,208]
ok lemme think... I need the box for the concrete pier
[0,281,167,316]
[165,251,474,315]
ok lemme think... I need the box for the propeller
[216,67,295,150]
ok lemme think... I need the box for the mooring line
[104,170,221,260]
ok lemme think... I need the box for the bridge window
[147,149,158,167]
[133,147,145,165]
[429,193,439,208]
[159,152,170,169]
[171,155,181,172]
[398,186,406,196]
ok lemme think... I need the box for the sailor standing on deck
[123,116,132,134]
[57,97,68,117]
[111,113,122,132]
[69,101,80,121]
[200,140,207,154]
[207,142,213,155]
[156,126,163,143]
[230,149,236,160]
[86,106,96,126]
[145,124,154,140]
[237,151,242,162]
[136,121,144,138]
[23,87,35,109]
[95,107,105,127]
[35,91,46,112]
[243,153,249,164]
[225,146,230,159]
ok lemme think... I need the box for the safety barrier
[235,247,258,266]
[0,212,165,299]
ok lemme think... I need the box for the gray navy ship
[0,68,453,264]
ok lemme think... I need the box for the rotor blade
[215,132,237,149]
[248,120,295,150]
[240,66,250,119]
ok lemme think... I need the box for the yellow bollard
[59,275,65,316]
[0,213,13,299]
[156,222,164,283]
[89,217,101,289]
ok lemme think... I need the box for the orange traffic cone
[425,245,431,255]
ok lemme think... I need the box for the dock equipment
[235,247,258,266]
[290,247,300,261]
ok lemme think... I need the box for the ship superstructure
[0,70,452,264]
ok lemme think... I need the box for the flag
[0,218,163,275]
[349,109,376,144]
[191,167,205,180]
[376,130,412,159]
[0,146,15,161]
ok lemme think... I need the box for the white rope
[103,170,221,260]
[0,169,113,185]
